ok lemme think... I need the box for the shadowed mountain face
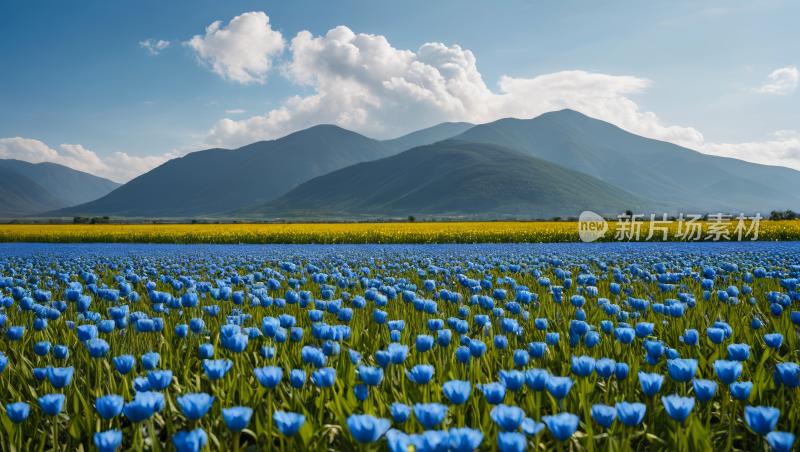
[42,125,401,218]
[451,109,800,213]
[232,140,671,219]
[381,122,475,152]
[0,167,71,217]
[0,159,122,207]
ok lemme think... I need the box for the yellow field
[0,220,797,244]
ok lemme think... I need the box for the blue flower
[534,318,548,330]
[545,333,560,346]
[478,382,507,404]
[53,345,69,360]
[449,427,484,452]
[47,366,74,389]
[290,369,306,388]
[528,342,546,358]
[33,341,51,356]
[172,428,207,452]
[358,366,384,386]
[311,367,336,388]
[437,329,452,347]
[571,355,595,377]
[712,360,742,385]
[707,328,725,344]
[545,376,573,400]
[513,350,530,367]
[774,362,800,388]
[77,324,97,342]
[254,366,282,389]
[681,329,699,345]
[141,351,160,370]
[661,394,694,422]
[595,358,615,379]
[766,431,796,452]
[542,412,579,441]
[346,414,391,443]
[442,380,471,405]
[416,335,434,353]
[499,370,526,393]
[388,343,409,365]
[94,430,123,452]
[38,393,65,416]
[87,338,109,358]
[521,418,545,436]
[176,393,214,421]
[95,394,124,420]
[147,370,172,391]
[497,432,527,452]
[113,355,135,375]
[222,406,252,431]
[413,403,448,429]
[354,384,369,401]
[406,364,434,384]
[727,344,750,361]
[614,328,635,344]
[634,322,654,338]
[390,403,411,423]
[591,404,616,428]
[638,372,664,396]
[764,333,783,349]
[456,346,471,364]
[730,381,753,401]
[526,369,548,391]
[274,411,305,436]
[6,402,30,424]
[667,359,697,383]
[616,401,646,426]
[745,405,780,436]
[490,404,525,432]
[693,379,717,402]
[133,377,151,392]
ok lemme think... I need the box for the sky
[0,0,798,183]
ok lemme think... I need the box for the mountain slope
[0,159,122,206]
[381,122,475,152]
[0,167,70,218]
[452,110,800,212]
[232,140,669,219]
[42,125,398,218]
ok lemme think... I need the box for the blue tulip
[199,344,214,359]
[6,402,30,423]
[730,381,753,400]
[346,414,391,443]
[764,333,783,349]
[774,362,800,388]
[414,403,448,429]
[545,376,573,400]
[499,370,526,393]
[39,393,65,416]
[545,333,560,346]
[94,430,123,452]
[123,392,164,423]
[449,427,484,451]
[147,370,172,391]
[478,382,507,404]
[595,358,615,379]
[358,366,384,386]
[766,431,796,452]
[591,404,616,428]
[745,405,780,436]
[513,350,530,367]
[681,329,699,345]
[274,411,306,436]
[521,418,545,436]
[616,401,646,426]
[133,377,151,393]
[635,322,654,338]
[53,345,69,360]
[456,346,471,364]
[47,366,74,389]
[290,369,306,388]
[311,367,336,388]
[726,344,750,362]
[113,355,135,375]
[528,342,546,359]
[406,364,434,384]
[86,338,109,358]
[526,369,548,391]
[221,407,252,431]
[614,328,635,344]
[416,335,434,353]
[77,324,97,342]
[693,379,717,402]
[712,360,742,385]
[542,412,580,441]
[638,372,664,396]
[254,366,282,389]
[172,428,207,452]
[203,359,232,380]
[34,341,51,357]
[534,318,548,331]
[707,328,725,344]
[571,355,595,377]
[667,359,697,383]
[95,394,124,420]
[661,394,695,422]
[442,380,471,405]
[390,402,411,423]
[354,384,369,401]
[490,404,525,432]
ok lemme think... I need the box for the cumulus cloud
[201,25,704,149]
[754,67,798,94]
[184,12,285,84]
[225,109,246,114]
[0,138,178,184]
[697,136,800,171]
[140,39,170,55]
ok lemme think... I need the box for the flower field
[0,220,798,244]
[0,241,798,452]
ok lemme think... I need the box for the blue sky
[0,0,797,182]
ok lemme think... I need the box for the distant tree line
[73,216,110,224]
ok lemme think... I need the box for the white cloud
[183,12,285,84]
[754,67,798,94]
[0,138,179,183]
[140,39,170,55]
[697,138,800,171]
[225,109,246,114]
[770,130,797,138]
[200,25,704,149]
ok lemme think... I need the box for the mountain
[42,125,399,218]
[231,140,669,219]
[0,167,70,218]
[381,122,475,152]
[0,159,122,207]
[450,109,800,213]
